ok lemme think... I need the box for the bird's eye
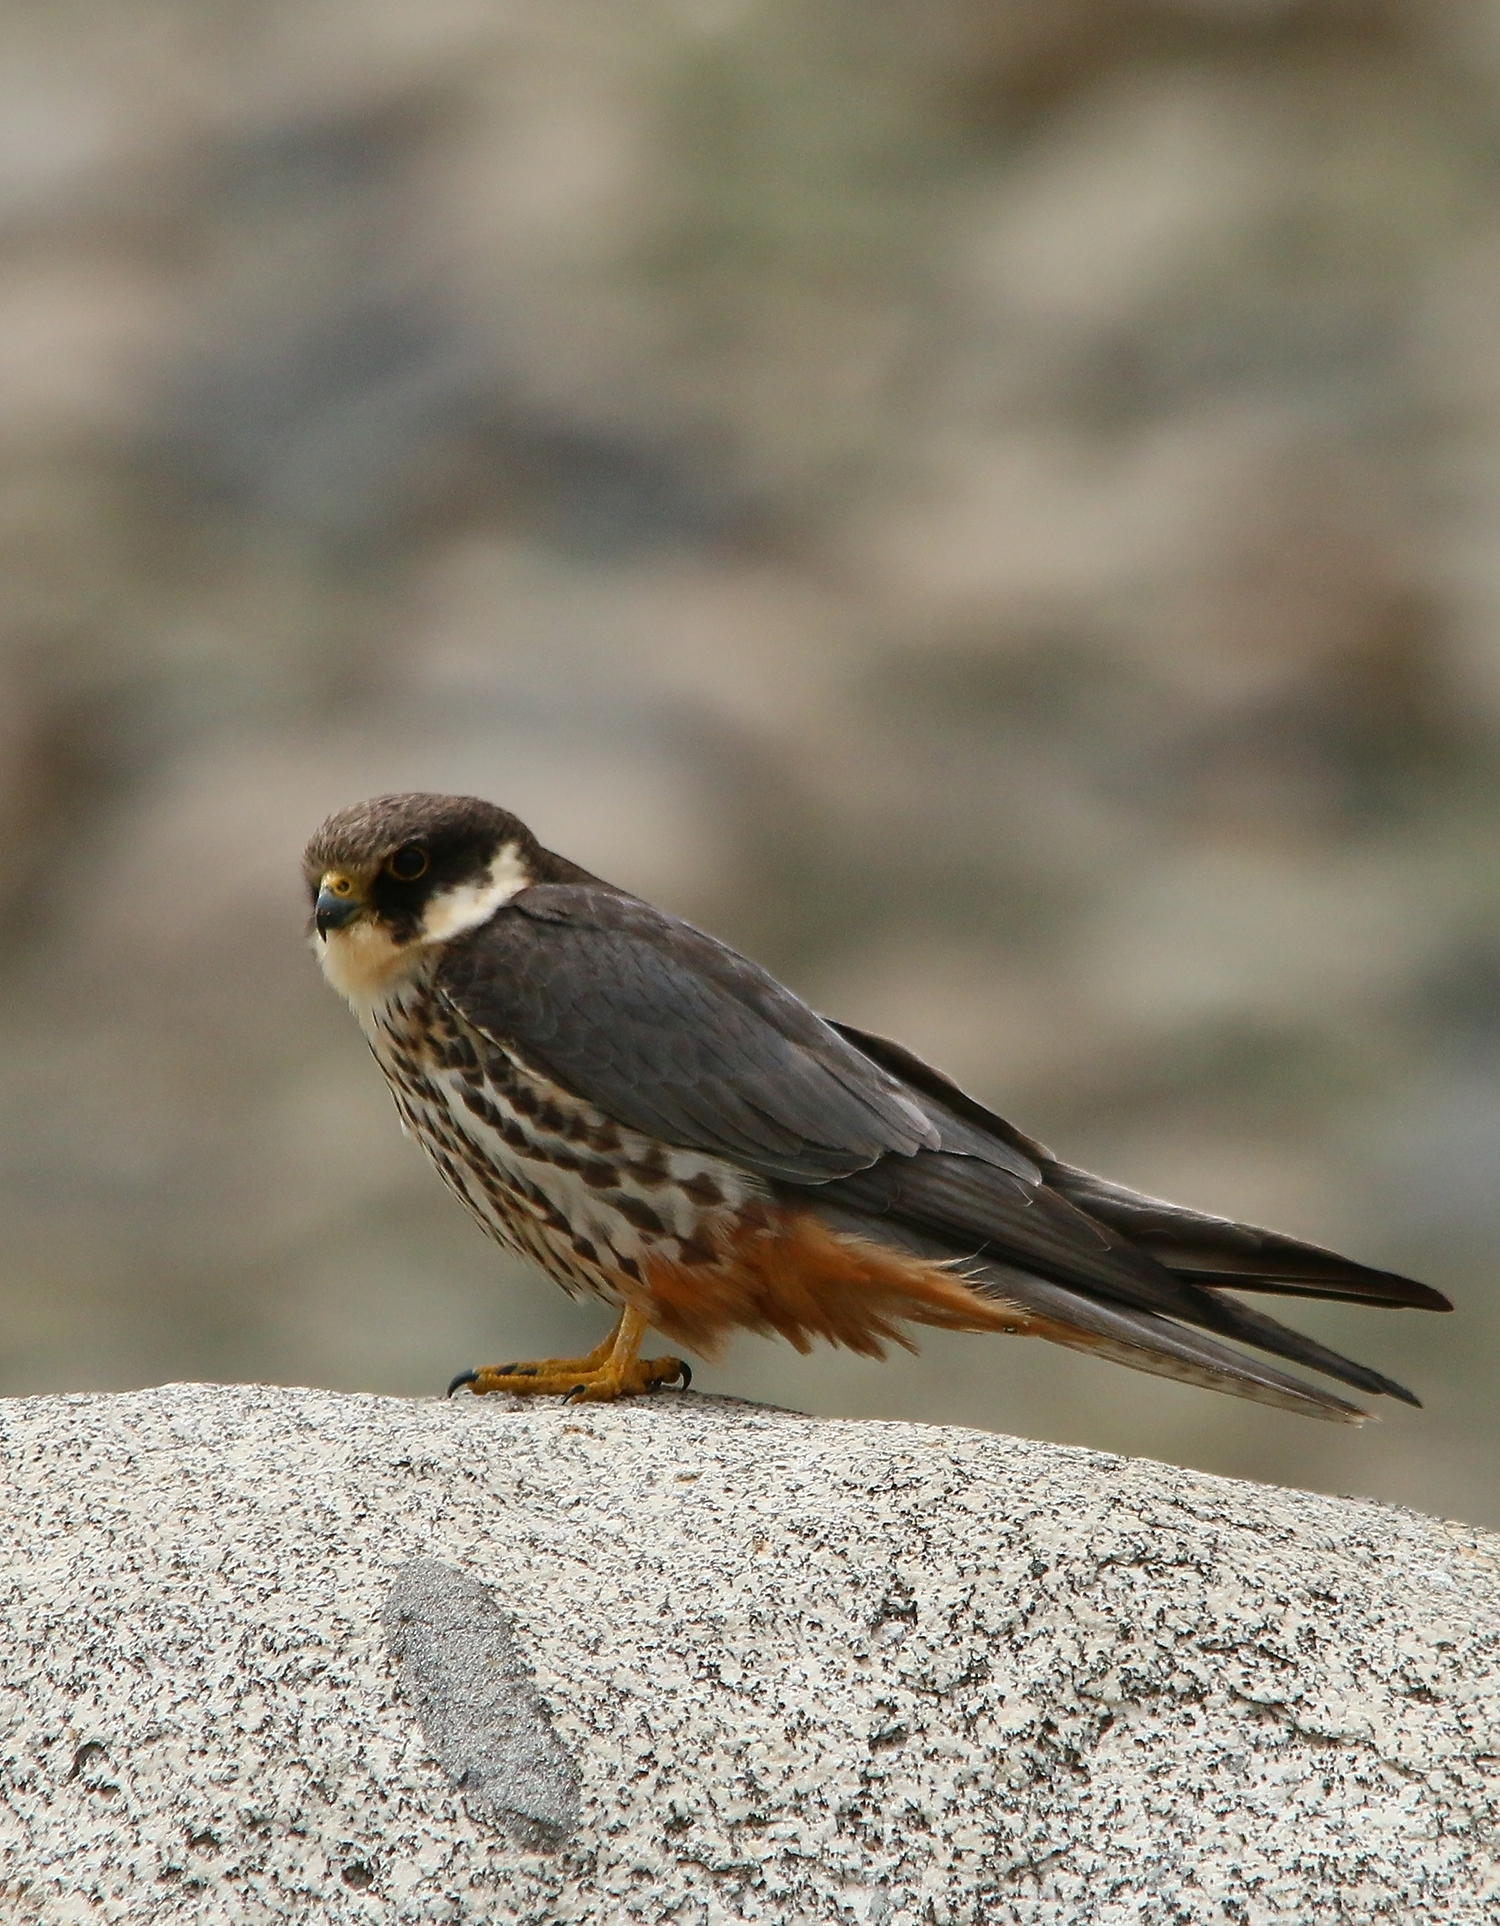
[385,845,430,882]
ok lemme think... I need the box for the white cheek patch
[418,842,532,943]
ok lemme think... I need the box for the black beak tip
[314,886,362,938]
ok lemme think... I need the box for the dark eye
[384,845,429,882]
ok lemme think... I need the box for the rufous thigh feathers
[639,1206,1031,1359]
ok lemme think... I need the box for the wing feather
[435,885,940,1181]
[1044,1161,1450,1310]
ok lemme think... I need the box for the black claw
[447,1369,479,1398]
[676,1361,693,1391]
[564,1384,587,1402]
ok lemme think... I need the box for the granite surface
[2,1383,1498,1924]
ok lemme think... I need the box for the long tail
[804,1197,1375,1423]
[796,1021,1450,1423]
[806,1151,1431,1418]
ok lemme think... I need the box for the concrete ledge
[1,1383,1498,1924]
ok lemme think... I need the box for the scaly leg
[447,1306,690,1402]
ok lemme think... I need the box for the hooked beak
[315,874,366,938]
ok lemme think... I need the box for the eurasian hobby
[305,792,1449,1417]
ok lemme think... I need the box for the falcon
[304,792,1449,1419]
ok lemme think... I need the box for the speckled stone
[1,1383,1498,1924]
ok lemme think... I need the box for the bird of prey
[305,792,1449,1419]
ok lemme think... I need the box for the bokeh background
[2,0,1499,1524]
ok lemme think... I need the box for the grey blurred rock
[2,1382,1499,1923]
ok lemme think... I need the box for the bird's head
[303,792,540,1008]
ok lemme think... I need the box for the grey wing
[1042,1160,1451,1308]
[830,1018,1448,1311]
[433,885,943,1182]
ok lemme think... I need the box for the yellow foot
[447,1354,689,1401]
[446,1306,691,1403]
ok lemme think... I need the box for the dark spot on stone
[68,1743,107,1781]
[342,1864,375,1889]
[382,1560,581,1852]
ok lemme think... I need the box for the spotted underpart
[366,974,762,1306]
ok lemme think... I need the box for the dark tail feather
[809,1154,1426,1408]
[1045,1162,1451,1312]
[1167,1285,1421,1406]
[805,1198,1372,1423]
[819,1019,1440,1414]
[965,1258,1373,1424]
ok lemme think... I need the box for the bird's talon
[676,1361,692,1390]
[446,1322,690,1403]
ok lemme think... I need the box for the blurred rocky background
[2,0,1499,1521]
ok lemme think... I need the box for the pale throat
[314,840,532,1019]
